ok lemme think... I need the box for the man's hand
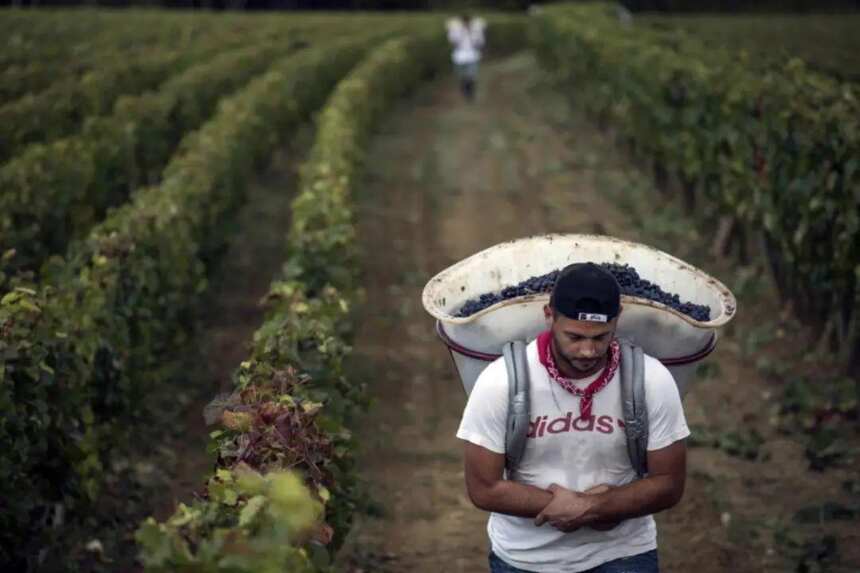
[534,484,622,533]
[534,440,688,533]
[582,485,621,531]
[534,484,595,532]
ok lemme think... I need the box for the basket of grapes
[421,234,736,396]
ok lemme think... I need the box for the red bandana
[537,330,620,419]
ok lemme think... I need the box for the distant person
[446,14,486,101]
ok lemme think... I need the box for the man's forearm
[471,480,553,518]
[585,475,683,524]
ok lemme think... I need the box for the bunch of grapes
[602,263,711,322]
[454,263,711,322]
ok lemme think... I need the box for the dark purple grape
[453,262,712,321]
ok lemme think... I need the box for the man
[457,262,690,572]
[445,14,485,101]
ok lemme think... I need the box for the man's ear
[543,304,553,328]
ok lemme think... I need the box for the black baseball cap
[550,262,621,323]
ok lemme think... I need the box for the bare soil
[337,53,860,573]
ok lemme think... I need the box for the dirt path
[339,53,692,572]
[338,52,860,573]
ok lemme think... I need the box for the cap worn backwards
[550,262,621,323]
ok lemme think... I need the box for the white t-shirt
[446,18,485,65]
[456,339,690,573]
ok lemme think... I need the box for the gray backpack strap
[503,340,530,473]
[620,340,648,478]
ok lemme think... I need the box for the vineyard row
[137,17,526,571]
[531,3,859,370]
[0,30,391,568]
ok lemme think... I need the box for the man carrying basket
[457,262,690,573]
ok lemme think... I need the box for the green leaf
[238,495,267,527]
[223,487,239,507]
[318,485,331,503]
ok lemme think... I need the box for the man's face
[544,305,618,375]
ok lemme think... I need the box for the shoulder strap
[503,339,647,478]
[620,340,648,478]
[503,340,530,474]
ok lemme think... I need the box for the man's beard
[551,333,608,377]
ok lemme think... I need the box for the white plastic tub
[422,234,737,396]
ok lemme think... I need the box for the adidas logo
[527,412,625,439]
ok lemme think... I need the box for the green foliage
[774,375,858,470]
[642,14,860,83]
[0,10,254,104]
[531,2,860,369]
[287,33,449,294]
[0,36,383,569]
[793,502,860,524]
[0,10,346,147]
[0,12,529,568]
[483,14,530,58]
[803,428,857,472]
[136,468,325,572]
[773,524,840,573]
[0,51,188,162]
[138,23,527,569]
[0,34,305,275]
[779,376,857,431]
[0,15,434,278]
[689,424,768,461]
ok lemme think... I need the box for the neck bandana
[537,330,620,419]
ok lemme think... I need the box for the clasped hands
[534,483,621,533]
